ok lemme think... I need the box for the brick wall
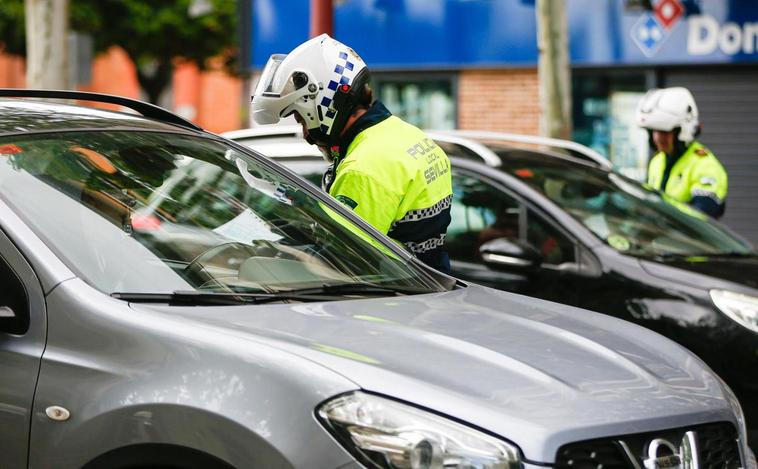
[81,47,141,110]
[0,54,25,88]
[0,48,241,132]
[458,68,540,135]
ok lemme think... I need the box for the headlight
[317,392,521,469]
[710,289,758,333]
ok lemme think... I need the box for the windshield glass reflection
[0,132,442,296]
[503,160,753,257]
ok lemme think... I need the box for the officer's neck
[340,107,369,138]
[663,140,691,160]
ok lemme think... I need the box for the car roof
[223,126,607,172]
[223,125,612,170]
[0,89,203,136]
[225,125,322,158]
[432,129,612,169]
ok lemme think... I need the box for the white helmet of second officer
[636,87,699,144]
[251,34,370,149]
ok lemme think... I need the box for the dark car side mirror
[478,237,543,272]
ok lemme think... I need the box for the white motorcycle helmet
[251,34,370,151]
[636,87,699,144]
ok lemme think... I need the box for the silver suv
[0,90,753,469]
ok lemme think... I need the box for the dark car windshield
[497,152,753,257]
[0,131,444,296]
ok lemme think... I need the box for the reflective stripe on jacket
[329,114,453,272]
[646,141,728,218]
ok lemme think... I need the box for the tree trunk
[136,59,172,104]
[25,0,70,89]
[536,0,572,140]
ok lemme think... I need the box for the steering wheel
[268,217,329,245]
[182,241,256,285]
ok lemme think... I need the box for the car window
[448,171,575,266]
[435,140,484,162]
[278,159,328,187]
[505,162,754,257]
[0,254,28,334]
[0,132,444,296]
[525,208,576,266]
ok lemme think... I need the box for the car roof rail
[431,129,613,170]
[0,88,203,132]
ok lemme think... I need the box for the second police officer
[636,87,728,218]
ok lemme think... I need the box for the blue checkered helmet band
[318,46,366,136]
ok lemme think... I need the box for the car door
[447,168,583,305]
[0,229,46,468]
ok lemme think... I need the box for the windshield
[502,159,753,257]
[0,132,443,296]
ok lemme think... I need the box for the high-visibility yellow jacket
[327,102,453,272]
[647,141,728,218]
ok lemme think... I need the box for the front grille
[697,423,741,468]
[555,440,628,469]
[554,422,741,469]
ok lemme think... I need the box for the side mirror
[0,306,16,318]
[478,237,542,272]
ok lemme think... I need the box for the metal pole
[310,0,333,37]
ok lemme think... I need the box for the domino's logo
[633,14,667,56]
[631,0,685,57]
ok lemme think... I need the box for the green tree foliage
[0,1,26,56]
[0,0,238,103]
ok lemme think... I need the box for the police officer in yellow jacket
[636,87,728,218]
[251,34,453,272]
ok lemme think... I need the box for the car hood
[641,254,758,290]
[133,285,733,462]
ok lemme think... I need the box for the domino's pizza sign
[631,0,685,57]
[687,14,758,56]
[627,0,758,63]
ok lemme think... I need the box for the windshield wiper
[281,281,438,296]
[111,282,432,306]
[111,290,338,305]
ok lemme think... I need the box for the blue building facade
[249,0,758,244]
[251,0,758,68]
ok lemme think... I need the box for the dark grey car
[0,91,754,469]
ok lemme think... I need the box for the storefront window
[572,73,651,181]
[372,74,456,130]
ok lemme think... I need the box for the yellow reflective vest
[646,141,728,218]
[329,111,453,271]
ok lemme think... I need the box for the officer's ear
[695,123,702,138]
[647,130,656,150]
[357,84,373,108]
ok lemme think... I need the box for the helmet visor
[254,54,288,96]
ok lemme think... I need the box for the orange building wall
[458,68,540,135]
[80,47,141,110]
[174,58,242,134]
[0,53,26,88]
[0,48,242,132]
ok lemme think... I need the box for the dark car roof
[485,144,610,175]
[0,99,193,135]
